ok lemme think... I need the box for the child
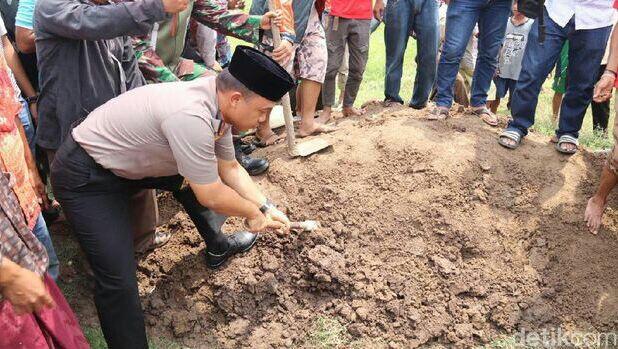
[489,2,534,113]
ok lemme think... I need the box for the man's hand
[162,0,189,14]
[260,10,283,30]
[373,0,384,21]
[593,73,615,103]
[245,212,285,232]
[32,171,50,211]
[228,0,245,10]
[0,260,54,315]
[265,206,291,231]
[272,39,294,66]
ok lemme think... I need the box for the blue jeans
[17,97,36,156]
[384,0,439,107]
[507,9,612,138]
[32,213,60,280]
[435,0,511,108]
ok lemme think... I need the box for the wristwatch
[25,95,39,105]
[259,200,275,214]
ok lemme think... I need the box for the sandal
[555,135,579,154]
[427,106,449,120]
[253,133,286,148]
[498,130,522,149]
[471,106,498,127]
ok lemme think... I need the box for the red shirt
[329,0,372,20]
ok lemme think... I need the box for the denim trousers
[32,213,60,280]
[435,0,511,108]
[384,0,439,107]
[507,8,612,138]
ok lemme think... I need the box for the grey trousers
[322,16,371,108]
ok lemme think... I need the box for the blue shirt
[15,0,36,30]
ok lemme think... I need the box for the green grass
[83,325,184,349]
[304,316,350,348]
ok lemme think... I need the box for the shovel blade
[292,138,332,157]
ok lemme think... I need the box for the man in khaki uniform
[50,46,295,348]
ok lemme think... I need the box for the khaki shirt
[73,76,235,184]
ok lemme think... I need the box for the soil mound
[68,106,618,348]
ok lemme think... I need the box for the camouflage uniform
[125,0,264,83]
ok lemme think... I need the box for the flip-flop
[555,134,579,154]
[296,124,338,138]
[471,106,498,127]
[498,130,522,150]
[253,133,286,148]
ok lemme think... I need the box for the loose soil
[55,105,618,348]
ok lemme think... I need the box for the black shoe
[206,231,258,269]
[239,142,256,155]
[239,154,269,176]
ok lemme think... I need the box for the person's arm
[14,0,36,53]
[36,0,178,41]
[192,0,284,44]
[594,25,618,102]
[15,116,48,209]
[2,35,36,98]
[373,0,384,21]
[195,23,218,68]
[15,27,35,54]
[2,34,39,124]
[0,257,54,315]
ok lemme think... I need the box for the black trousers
[51,135,229,349]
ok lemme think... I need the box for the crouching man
[50,46,295,348]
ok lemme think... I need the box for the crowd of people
[1,0,618,347]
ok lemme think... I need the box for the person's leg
[31,213,60,280]
[434,0,480,109]
[505,10,566,138]
[469,0,510,108]
[591,64,610,133]
[171,186,258,268]
[552,92,563,121]
[342,19,371,116]
[51,138,147,348]
[409,0,439,109]
[296,7,333,136]
[383,0,412,104]
[321,16,349,123]
[336,45,350,107]
[587,98,618,234]
[557,25,612,146]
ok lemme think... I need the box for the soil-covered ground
[55,105,618,348]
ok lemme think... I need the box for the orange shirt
[329,0,372,19]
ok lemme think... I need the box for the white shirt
[545,0,616,30]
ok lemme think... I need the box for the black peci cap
[228,45,295,102]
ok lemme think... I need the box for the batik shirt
[0,173,48,302]
[0,35,39,230]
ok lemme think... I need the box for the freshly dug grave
[61,106,618,348]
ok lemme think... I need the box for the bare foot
[297,122,338,138]
[316,108,332,124]
[585,196,607,234]
[342,106,366,117]
[255,130,285,147]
